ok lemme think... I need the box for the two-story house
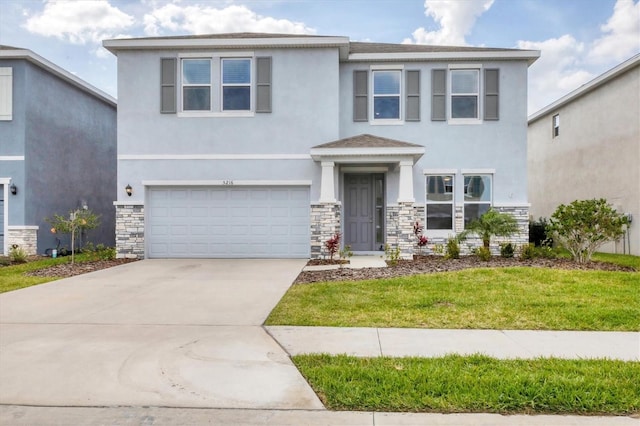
[528,54,639,255]
[103,33,539,259]
[0,46,117,256]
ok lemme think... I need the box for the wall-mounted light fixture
[125,184,133,196]
[9,183,17,195]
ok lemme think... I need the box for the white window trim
[448,65,482,124]
[462,173,493,229]
[370,67,403,124]
[177,52,256,117]
[221,58,253,112]
[425,174,455,233]
[180,57,213,113]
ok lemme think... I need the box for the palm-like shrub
[460,208,519,249]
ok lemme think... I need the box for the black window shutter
[160,58,177,114]
[484,68,499,120]
[353,70,368,122]
[256,57,272,113]
[405,70,420,121]
[431,69,446,121]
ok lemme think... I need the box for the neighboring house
[0,46,117,256]
[103,33,539,259]
[528,54,639,256]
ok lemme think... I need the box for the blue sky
[0,0,638,114]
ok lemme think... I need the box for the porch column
[397,160,415,203]
[319,161,336,203]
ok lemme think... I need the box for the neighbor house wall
[23,61,117,253]
[528,62,639,255]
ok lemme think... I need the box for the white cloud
[143,3,315,36]
[403,0,494,45]
[589,0,640,64]
[24,0,134,45]
[518,35,594,114]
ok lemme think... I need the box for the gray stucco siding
[116,48,340,160]
[23,61,116,253]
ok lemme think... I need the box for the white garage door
[147,186,310,258]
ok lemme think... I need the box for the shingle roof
[349,41,519,54]
[312,134,423,149]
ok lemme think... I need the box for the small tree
[548,199,629,263]
[459,208,519,249]
[324,233,341,261]
[46,209,100,264]
[413,220,428,255]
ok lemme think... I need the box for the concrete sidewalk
[267,326,640,360]
[2,405,638,425]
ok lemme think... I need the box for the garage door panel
[148,186,309,258]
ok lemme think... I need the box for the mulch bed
[295,255,636,284]
[24,259,137,278]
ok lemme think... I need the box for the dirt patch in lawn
[295,255,636,284]
[24,259,138,278]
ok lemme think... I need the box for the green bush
[385,244,401,266]
[83,243,116,261]
[500,243,515,258]
[475,246,491,261]
[520,243,536,260]
[9,245,28,263]
[445,238,460,259]
[548,199,628,263]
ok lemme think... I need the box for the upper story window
[0,67,12,121]
[553,114,560,137]
[161,55,271,116]
[450,69,479,119]
[182,59,212,111]
[373,70,401,120]
[222,58,251,111]
[353,67,420,123]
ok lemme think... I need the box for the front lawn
[293,354,640,415]
[266,267,640,331]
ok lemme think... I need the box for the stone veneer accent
[385,202,416,259]
[115,204,145,259]
[7,226,38,255]
[310,202,341,259]
[423,205,530,255]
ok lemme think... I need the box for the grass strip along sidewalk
[266,267,640,331]
[293,354,640,415]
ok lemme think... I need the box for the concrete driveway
[0,259,323,410]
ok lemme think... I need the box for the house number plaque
[222,180,234,185]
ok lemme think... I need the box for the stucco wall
[528,63,639,255]
[23,61,117,253]
[116,48,341,204]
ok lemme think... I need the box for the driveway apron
[0,259,323,409]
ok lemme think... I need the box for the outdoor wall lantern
[9,183,17,195]
[125,184,133,196]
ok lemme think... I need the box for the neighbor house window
[182,59,211,111]
[373,70,401,120]
[426,175,454,230]
[464,174,492,227]
[222,58,251,111]
[553,114,560,137]
[450,69,479,119]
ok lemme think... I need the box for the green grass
[0,254,97,293]
[592,252,640,269]
[293,354,640,415]
[266,267,640,331]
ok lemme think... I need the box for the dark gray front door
[345,174,374,251]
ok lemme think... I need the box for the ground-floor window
[463,174,492,227]
[425,175,454,230]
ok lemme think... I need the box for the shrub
[413,221,428,254]
[324,233,341,261]
[476,246,491,261]
[339,245,353,267]
[384,244,401,266]
[9,244,28,263]
[83,243,116,261]
[46,209,101,264]
[0,256,10,266]
[445,237,460,259]
[500,243,515,258]
[520,243,536,260]
[548,199,629,263]
[529,217,552,247]
[536,245,559,259]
